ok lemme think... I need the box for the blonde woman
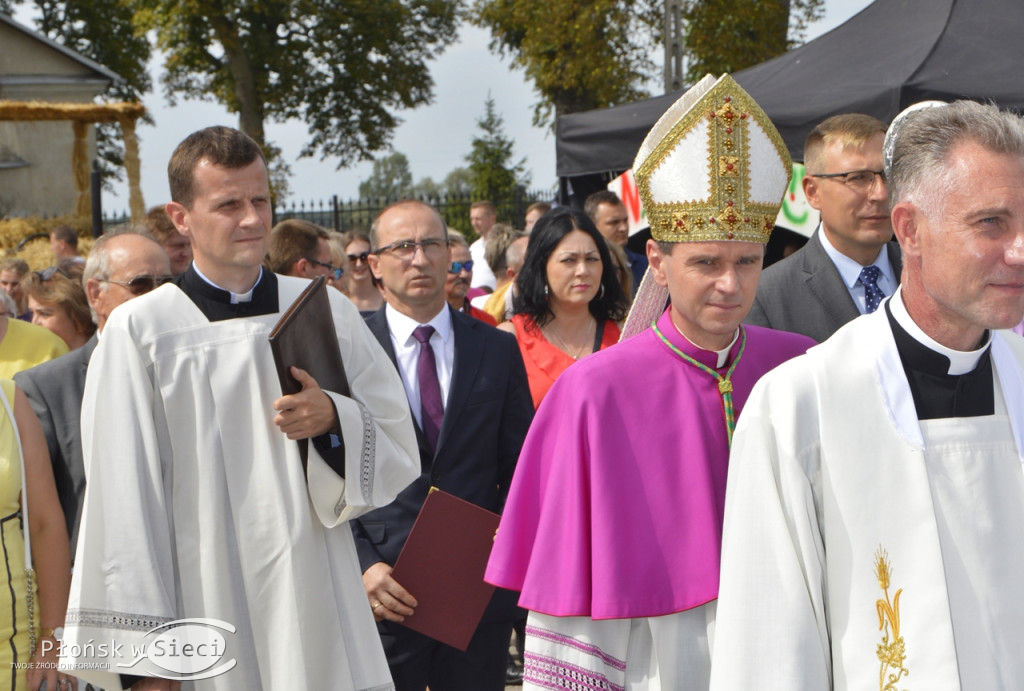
[0,380,72,690]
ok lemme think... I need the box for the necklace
[652,321,747,446]
[544,317,595,360]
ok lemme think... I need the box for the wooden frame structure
[0,100,147,219]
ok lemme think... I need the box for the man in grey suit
[15,231,171,555]
[746,114,902,342]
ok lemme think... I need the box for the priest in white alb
[711,101,1024,690]
[59,126,419,690]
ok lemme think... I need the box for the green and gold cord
[652,322,747,445]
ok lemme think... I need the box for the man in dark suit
[354,199,534,691]
[15,231,171,555]
[746,114,902,342]
[585,189,648,292]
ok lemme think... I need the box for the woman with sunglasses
[342,231,384,316]
[23,266,95,351]
[499,207,629,408]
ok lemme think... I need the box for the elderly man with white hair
[711,100,1024,690]
[16,230,172,557]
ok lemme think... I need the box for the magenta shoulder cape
[485,309,813,619]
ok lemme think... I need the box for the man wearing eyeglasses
[266,218,344,280]
[745,113,902,342]
[15,231,171,560]
[356,200,533,691]
[59,126,419,690]
[445,232,497,326]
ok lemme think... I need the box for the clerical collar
[192,263,262,303]
[885,287,994,420]
[672,318,738,368]
[173,265,279,322]
[653,308,746,444]
[888,286,991,375]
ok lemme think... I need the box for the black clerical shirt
[885,301,994,420]
[172,266,345,473]
[173,264,280,320]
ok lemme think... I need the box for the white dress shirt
[469,237,497,290]
[818,225,897,314]
[384,303,455,429]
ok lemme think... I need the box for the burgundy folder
[390,488,499,651]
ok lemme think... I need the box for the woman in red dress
[499,207,630,408]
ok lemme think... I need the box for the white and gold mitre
[633,73,792,244]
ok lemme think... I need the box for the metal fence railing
[101,188,557,238]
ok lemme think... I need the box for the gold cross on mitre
[633,74,792,245]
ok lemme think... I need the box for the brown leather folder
[268,276,350,465]
[390,488,499,651]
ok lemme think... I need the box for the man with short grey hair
[16,231,171,556]
[712,100,1024,689]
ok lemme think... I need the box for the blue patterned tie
[859,265,885,314]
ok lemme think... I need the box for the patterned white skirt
[522,603,716,691]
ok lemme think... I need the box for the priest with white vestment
[711,101,1024,690]
[59,127,419,690]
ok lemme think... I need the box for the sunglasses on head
[35,266,71,282]
[449,260,474,274]
[347,251,370,264]
[103,275,174,295]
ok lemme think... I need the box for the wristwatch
[39,626,63,641]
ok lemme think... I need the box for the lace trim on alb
[66,608,173,632]
[335,402,376,517]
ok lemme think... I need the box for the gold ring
[372,602,382,610]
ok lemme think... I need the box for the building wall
[0,22,108,218]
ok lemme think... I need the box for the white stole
[824,309,1024,690]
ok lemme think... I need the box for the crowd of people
[0,71,1021,691]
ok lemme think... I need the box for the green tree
[465,97,530,205]
[133,0,460,171]
[473,0,824,125]
[7,0,153,184]
[358,151,414,200]
[472,0,662,126]
[441,167,473,196]
[409,176,440,198]
[682,0,824,82]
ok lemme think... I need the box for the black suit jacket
[354,306,533,655]
[15,335,97,553]
[745,229,903,343]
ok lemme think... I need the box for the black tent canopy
[556,0,1024,205]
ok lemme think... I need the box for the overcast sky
[17,0,874,214]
